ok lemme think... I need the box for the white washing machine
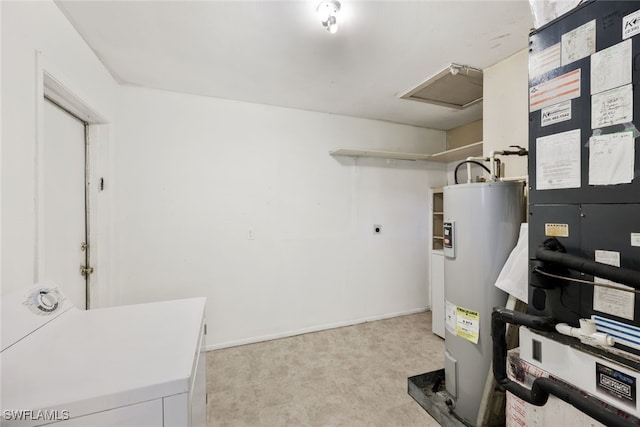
[1,281,207,426]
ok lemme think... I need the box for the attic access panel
[401,65,483,110]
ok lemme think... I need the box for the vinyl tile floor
[206,311,445,426]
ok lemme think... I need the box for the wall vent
[401,64,483,110]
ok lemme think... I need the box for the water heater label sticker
[541,100,572,127]
[530,43,561,78]
[545,223,569,237]
[593,250,634,321]
[591,39,632,95]
[623,10,640,40]
[536,129,581,190]
[596,362,636,409]
[529,69,581,112]
[561,19,595,66]
[445,300,457,335]
[456,306,479,344]
[631,233,640,247]
[591,84,633,129]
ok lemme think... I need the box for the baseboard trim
[205,307,428,351]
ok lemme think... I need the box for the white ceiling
[56,0,534,131]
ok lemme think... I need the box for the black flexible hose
[454,160,491,184]
[492,308,636,427]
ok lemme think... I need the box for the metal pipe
[489,151,503,181]
[498,175,528,182]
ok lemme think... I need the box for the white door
[42,99,88,309]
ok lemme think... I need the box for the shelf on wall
[329,149,430,161]
[329,141,483,163]
[427,141,483,163]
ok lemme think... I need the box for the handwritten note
[592,84,633,129]
[561,20,596,65]
[591,39,632,94]
[588,131,634,186]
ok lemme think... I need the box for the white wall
[1,0,449,349]
[1,0,117,305]
[483,49,529,178]
[114,86,446,349]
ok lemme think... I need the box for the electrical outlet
[373,224,382,234]
[248,229,255,240]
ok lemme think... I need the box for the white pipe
[465,156,488,183]
[498,175,528,182]
[556,319,615,347]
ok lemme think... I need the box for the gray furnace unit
[442,181,524,425]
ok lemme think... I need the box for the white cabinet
[432,188,443,250]
[430,187,445,338]
[53,400,162,427]
[431,251,445,338]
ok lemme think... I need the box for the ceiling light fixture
[317,0,341,34]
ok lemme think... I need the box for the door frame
[34,51,108,309]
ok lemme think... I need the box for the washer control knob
[25,287,64,315]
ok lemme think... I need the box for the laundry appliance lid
[1,284,206,425]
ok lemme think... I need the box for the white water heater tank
[443,181,524,425]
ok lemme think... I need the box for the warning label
[545,223,569,237]
[456,306,479,344]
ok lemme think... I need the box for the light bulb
[327,15,338,33]
[316,0,341,33]
[317,8,330,24]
